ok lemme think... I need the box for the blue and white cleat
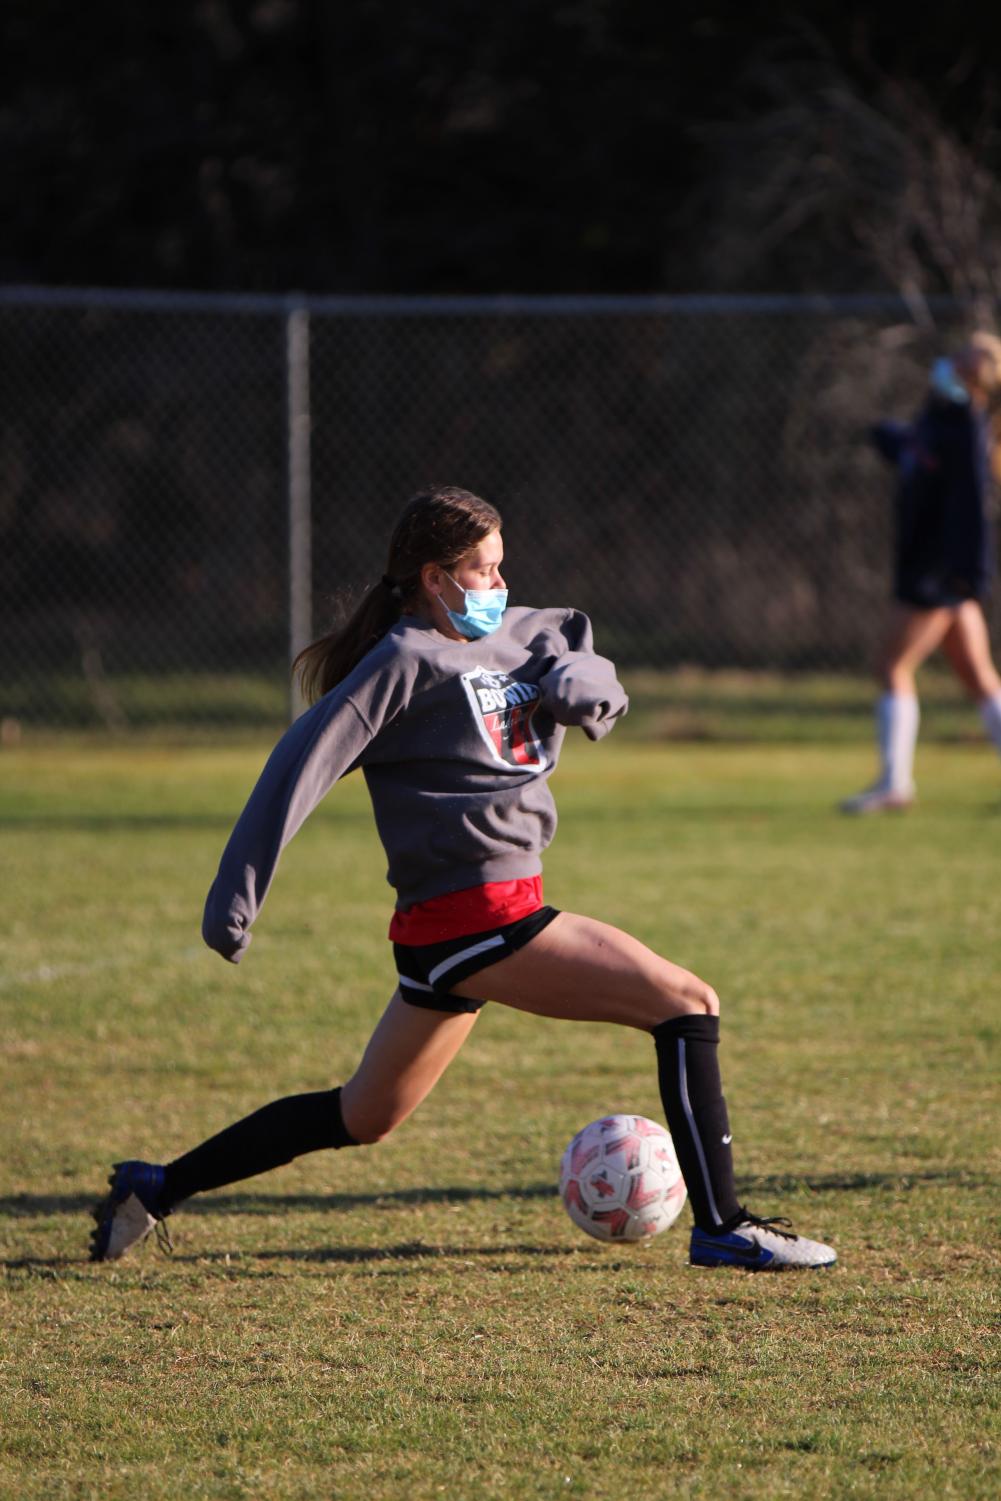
[839,783,914,815]
[90,1160,172,1262]
[690,1212,836,1270]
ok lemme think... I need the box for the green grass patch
[0,670,290,732]
[1,736,999,1499]
[621,666,982,743]
[1,665,984,743]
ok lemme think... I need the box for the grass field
[1,696,999,1499]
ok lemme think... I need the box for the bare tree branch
[693,31,1001,326]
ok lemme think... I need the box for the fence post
[286,302,312,721]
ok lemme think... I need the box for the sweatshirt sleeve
[202,682,382,963]
[536,609,629,742]
[870,420,911,466]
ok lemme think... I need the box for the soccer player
[92,486,835,1271]
[842,331,1001,813]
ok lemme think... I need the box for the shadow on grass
[0,1182,558,1220]
[736,1170,995,1194]
[1,1240,585,1274]
[1,1168,992,1228]
[183,1240,576,1265]
[4,1169,994,1274]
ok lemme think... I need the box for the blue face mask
[443,573,508,639]
[930,357,969,404]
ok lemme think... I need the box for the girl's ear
[420,560,443,597]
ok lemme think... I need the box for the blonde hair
[959,330,1001,386]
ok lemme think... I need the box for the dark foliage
[3,1,999,294]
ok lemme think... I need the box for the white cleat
[90,1160,171,1262]
[100,1193,157,1260]
[839,783,914,815]
[690,1213,837,1270]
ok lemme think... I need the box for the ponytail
[293,484,502,705]
[293,577,402,704]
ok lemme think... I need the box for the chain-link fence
[0,287,988,731]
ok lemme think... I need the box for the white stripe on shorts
[397,974,434,993]
[427,933,506,988]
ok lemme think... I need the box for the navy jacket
[872,398,994,607]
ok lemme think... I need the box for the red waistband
[388,875,544,945]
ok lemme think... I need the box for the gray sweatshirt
[202,605,628,962]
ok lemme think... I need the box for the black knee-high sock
[652,1015,741,1233]
[161,1087,358,1209]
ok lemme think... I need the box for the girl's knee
[973,670,1001,701]
[693,983,720,1017]
[340,1091,404,1146]
[885,666,913,695]
[653,979,720,1021]
[347,1119,391,1146]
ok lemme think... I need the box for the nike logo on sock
[722,1133,732,1144]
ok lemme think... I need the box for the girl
[842,331,1001,813]
[92,486,835,1271]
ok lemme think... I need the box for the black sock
[161,1087,358,1209]
[652,1014,741,1233]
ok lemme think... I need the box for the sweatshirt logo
[460,667,547,771]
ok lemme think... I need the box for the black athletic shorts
[894,567,983,610]
[895,585,973,610]
[393,905,560,1013]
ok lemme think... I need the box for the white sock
[876,693,919,792]
[979,692,1001,755]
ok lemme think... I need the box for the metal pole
[286,303,312,721]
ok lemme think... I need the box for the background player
[842,331,1001,812]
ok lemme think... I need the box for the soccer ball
[559,1114,687,1243]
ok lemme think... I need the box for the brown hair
[294,485,503,703]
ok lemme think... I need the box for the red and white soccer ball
[559,1114,687,1243]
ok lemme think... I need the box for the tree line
[3,1,999,298]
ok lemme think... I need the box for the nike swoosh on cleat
[693,1236,774,1268]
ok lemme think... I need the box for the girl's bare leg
[879,604,954,693]
[942,600,1001,757]
[449,911,717,1025]
[449,913,836,1263]
[451,912,741,1236]
[940,600,1001,699]
[843,605,955,810]
[340,992,480,1143]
